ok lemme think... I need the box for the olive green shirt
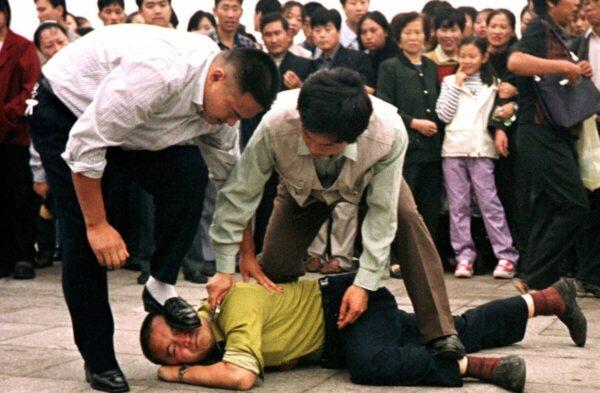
[199,280,325,376]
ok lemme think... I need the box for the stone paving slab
[1,264,599,392]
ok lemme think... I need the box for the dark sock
[531,286,566,317]
[466,356,501,381]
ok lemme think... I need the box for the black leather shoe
[13,261,35,280]
[84,365,130,393]
[428,334,466,359]
[142,287,200,330]
[490,355,526,393]
[184,268,208,284]
[553,278,587,347]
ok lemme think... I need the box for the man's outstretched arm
[158,362,256,391]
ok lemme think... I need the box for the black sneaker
[553,278,587,347]
[490,355,526,393]
[13,261,35,280]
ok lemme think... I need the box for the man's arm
[507,52,580,78]
[158,362,256,391]
[62,60,170,268]
[337,115,408,329]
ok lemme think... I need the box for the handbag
[533,20,600,129]
[577,117,600,191]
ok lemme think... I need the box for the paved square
[1,265,598,392]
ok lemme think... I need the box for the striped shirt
[43,24,239,187]
[436,72,485,124]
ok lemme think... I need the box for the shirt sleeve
[194,124,240,189]
[29,143,46,183]
[513,19,547,58]
[436,78,461,124]
[61,59,171,178]
[209,121,276,274]
[355,120,408,291]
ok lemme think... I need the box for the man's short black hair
[298,68,373,144]
[222,49,280,110]
[136,0,171,7]
[140,313,163,365]
[260,12,289,33]
[434,8,466,32]
[34,0,67,19]
[98,0,124,12]
[0,0,11,28]
[310,8,341,31]
[255,0,281,15]
[34,21,68,49]
[303,1,325,21]
[215,0,243,6]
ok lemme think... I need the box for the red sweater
[0,29,41,147]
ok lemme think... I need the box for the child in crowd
[436,37,519,279]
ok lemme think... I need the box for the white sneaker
[493,259,516,279]
[455,260,474,278]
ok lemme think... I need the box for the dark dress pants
[577,189,600,286]
[518,124,590,289]
[27,81,208,373]
[261,178,456,341]
[403,160,442,243]
[342,286,528,387]
[0,143,36,272]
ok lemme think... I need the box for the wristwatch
[178,364,190,383]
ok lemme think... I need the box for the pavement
[0,265,598,393]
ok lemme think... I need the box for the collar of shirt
[434,44,458,63]
[296,137,358,161]
[208,30,256,50]
[340,20,358,49]
[316,45,340,62]
[585,27,600,39]
[192,51,220,110]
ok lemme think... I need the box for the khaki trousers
[261,178,456,341]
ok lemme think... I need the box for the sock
[465,356,501,381]
[146,276,177,305]
[531,286,566,317]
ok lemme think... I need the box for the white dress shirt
[43,24,239,188]
[586,28,600,91]
[340,20,359,50]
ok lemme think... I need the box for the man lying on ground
[139,275,586,392]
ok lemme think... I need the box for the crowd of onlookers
[0,0,598,297]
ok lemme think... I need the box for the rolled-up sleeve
[355,122,408,291]
[61,60,170,178]
[210,122,276,274]
[194,123,240,189]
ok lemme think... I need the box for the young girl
[436,37,519,279]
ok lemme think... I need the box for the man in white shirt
[339,0,369,50]
[27,24,279,393]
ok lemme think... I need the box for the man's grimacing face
[149,315,214,365]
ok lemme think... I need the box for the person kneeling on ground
[139,275,586,392]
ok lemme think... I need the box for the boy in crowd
[426,8,465,84]
[98,0,125,26]
[339,0,369,50]
[211,0,259,50]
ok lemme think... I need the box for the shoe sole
[555,278,587,347]
[85,370,130,393]
[455,271,473,278]
[493,355,526,393]
[494,272,516,279]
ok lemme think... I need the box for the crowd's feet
[454,259,517,279]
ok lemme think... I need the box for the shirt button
[426,109,432,113]
[419,73,424,77]
[424,90,429,95]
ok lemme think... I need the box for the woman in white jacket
[436,37,519,279]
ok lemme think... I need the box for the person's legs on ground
[28,83,126,389]
[392,177,459,353]
[261,186,331,282]
[468,158,519,279]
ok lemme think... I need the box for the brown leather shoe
[305,255,324,272]
[320,257,350,274]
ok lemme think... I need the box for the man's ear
[208,67,227,83]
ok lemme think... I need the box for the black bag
[534,20,600,129]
